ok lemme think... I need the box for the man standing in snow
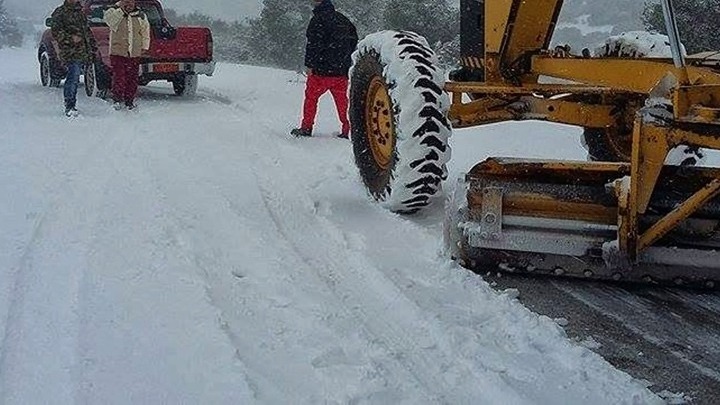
[103,0,150,110]
[291,0,358,139]
[51,0,97,117]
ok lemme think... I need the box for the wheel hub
[365,76,395,170]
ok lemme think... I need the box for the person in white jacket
[103,0,150,109]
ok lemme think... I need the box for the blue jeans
[64,61,83,109]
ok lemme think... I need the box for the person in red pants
[103,0,150,110]
[291,0,358,139]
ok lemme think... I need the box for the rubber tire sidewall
[40,51,61,87]
[40,51,50,87]
[350,52,395,201]
[349,31,452,214]
[84,62,96,97]
[83,61,110,99]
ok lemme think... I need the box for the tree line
[166,0,720,72]
[3,0,716,65]
[642,0,720,54]
[165,0,459,71]
[0,0,23,48]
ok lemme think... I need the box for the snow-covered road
[0,47,661,404]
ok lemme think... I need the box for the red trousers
[110,55,140,104]
[301,74,350,134]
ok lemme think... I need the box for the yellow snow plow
[349,0,720,287]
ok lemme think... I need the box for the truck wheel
[84,62,110,99]
[349,31,452,214]
[40,51,62,88]
[173,74,198,97]
[83,62,96,97]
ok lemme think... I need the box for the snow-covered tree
[165,9,251,63]
[247,0,460,70]
[0,0,23,48]
[335,0,386,36]
[222,22,252,63]
[383,0,456,48]
[247,0,311,71]
[643,0,720,54]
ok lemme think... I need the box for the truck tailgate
[148,27,211,62]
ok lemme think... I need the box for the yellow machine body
[446,0,720,287]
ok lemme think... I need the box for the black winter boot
[291,128,312,137]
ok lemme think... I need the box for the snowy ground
[0,47,663,404]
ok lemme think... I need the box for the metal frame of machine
[348,0,720,287]
[443,0,720,287]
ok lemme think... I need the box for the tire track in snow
[0,210,48,398]
[134,186,260,402]
[136,105,340,401]
[93,80,660,403]
[222,95,520,401]
[164,226,262,402]
[158,90,452,401]
[101,103,270,402]
[191,89,645,404]
[79,88,292,402]
[0,122,129,403]
[69,129,160,404]
[248,156,506,404]
[1,81,236,402]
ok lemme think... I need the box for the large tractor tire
[349,31,452,214]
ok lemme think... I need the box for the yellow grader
[348,0,720,288]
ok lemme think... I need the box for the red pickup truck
[38,0,214,97]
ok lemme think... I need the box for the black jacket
[304,0,358,77]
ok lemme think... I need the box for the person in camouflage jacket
[51,0,97,116]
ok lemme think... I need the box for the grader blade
[446,158,720,289]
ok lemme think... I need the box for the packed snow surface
[0,47,663,404]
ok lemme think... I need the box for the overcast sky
[6,0,264,21]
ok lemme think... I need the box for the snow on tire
[349,31,451,214]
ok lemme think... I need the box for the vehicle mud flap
[173,74,198,97]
